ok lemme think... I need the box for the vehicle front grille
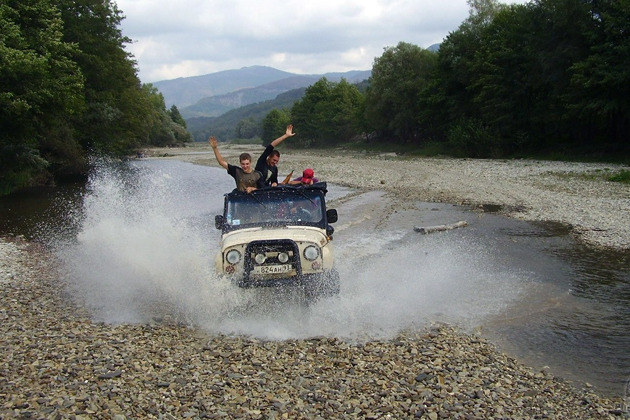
[244,240,301,279]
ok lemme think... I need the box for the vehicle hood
[220,226,329,248]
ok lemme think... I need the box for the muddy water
[1,159,628,397]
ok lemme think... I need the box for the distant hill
[180,75,322,119]
[153,65,371,143]
[153,65,295,108]
[180,70,370,119]
[187,87,307,142]
[152,65,371,118]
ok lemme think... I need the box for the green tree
[58,0,153,154]
[142,84,191,146]
[0,0,84,194]
[1,0,193,195]
[235,117,259,139]
[291,78,363,146]
[427,0,595,156]
[464,4,540,155]
[261,108,291,145]
[524,0,593,152]
[168,105,186,128]
[424,0,509,144]
[568,0,630,152]
[365,42,437,144]
[328,79,364,143]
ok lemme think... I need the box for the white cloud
[116,0,528,82]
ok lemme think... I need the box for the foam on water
[53,159,532,340]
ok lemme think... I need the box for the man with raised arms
[255,125,296,186]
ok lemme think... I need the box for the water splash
[53,159,532,340]
[54,159,232,323]
[32,158,630,396]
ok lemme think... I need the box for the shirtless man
[209,136,263,193]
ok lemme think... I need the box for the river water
[1,158,628,398]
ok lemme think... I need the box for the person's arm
[209,136,228,169]
[256,171,266,189]
[268,168,279,186]
[270,125,296,148]
[288,177,302,185]
[255,145,272,172]
[245,171,266,193]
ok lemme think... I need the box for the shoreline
[147,143,630,251]
[1,146,629,417]
[0,236,626,418]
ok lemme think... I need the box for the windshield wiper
[249,192,267,208]
[295,189,316,204]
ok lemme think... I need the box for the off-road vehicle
[214,182,339,298]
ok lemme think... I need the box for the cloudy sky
[115,0,526,83]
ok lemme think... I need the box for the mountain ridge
[153,65,371,117]
[153,65,295,108]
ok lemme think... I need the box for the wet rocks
[0,238,626,419]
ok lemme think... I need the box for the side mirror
[326,209,338,224]
[215,215,224,229]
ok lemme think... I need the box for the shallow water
[1,158,628,397]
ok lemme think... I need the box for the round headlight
[278,252,289,263]
[255,253,266,264]
[303,245,320,261]
[226,249,241,265]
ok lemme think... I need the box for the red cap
[302,168,314,180]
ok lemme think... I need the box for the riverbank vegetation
[0,0,191,195]
[3,0,628,195]
[253,0,629,163]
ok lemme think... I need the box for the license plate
[253,264,292,275]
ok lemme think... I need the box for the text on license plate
[253,264,292,274]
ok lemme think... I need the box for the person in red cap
[290,168,319,185]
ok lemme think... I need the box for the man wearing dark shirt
[255,125,296,186]
[209,136,264,192]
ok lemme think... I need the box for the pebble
[0,237,626,419]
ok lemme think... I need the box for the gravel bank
[2,146,629,418]
[154,144,630,250]
[0,237,626,418]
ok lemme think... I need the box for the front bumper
[222,239,326,288]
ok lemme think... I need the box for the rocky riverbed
[0,237,627,418]
[157,143,630,251]
[1,146,629,418]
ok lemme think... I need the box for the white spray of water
[55,159,533,340]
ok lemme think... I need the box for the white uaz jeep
[214,183,339,298]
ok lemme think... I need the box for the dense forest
[2,0,628,196]
[251,0,628,160]
[0,0,190,196]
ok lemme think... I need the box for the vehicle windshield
[225,189,325,229]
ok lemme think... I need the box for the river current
[1,158,628,398]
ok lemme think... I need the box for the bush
[446,119,503,158]
[607,170,630,184]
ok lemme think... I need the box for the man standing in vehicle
[255,125,296,186]
[209,136,263,193]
